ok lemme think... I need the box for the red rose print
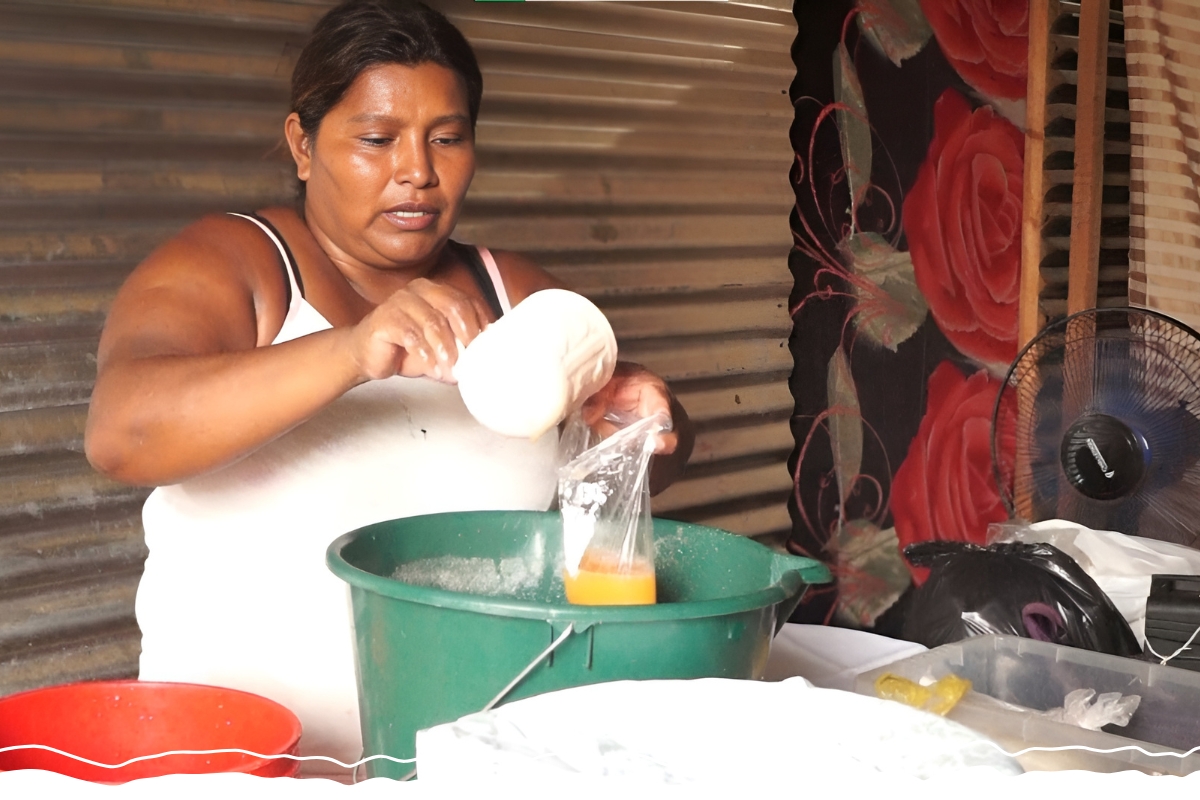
[892,362,1009,585]
[920,0,1029,100]
[903,89,1023,367]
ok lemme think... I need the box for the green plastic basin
[326,510,831,779]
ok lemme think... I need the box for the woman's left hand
[580,361,695,495]
[581,362,677,454]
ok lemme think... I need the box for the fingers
[581,363,678,453]
[407,279,491,350]
[652,430,679,456]
[364,281,496,382]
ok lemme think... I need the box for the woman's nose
[393,135,437,188]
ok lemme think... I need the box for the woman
[84,0,693,772]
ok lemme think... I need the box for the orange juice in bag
[563,551,656,606]
[558,412,669,607]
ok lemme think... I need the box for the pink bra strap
[475,246,513,316]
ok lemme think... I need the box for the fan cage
[991,307,1200,546]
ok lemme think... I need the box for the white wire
[0,744,413,770]
[996,741,1200,760]
[1144,622,1200,666]
[7,738,1200,775]
[6,732,1200,777]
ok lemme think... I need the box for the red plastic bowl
[0,680,302,782]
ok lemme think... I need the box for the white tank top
[135,214,559,771]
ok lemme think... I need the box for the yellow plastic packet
[874,673,971,716]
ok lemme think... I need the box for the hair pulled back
[290,0,483,202]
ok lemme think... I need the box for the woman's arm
[86,216,489,486]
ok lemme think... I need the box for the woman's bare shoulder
[137,212,283,286]
[99,212,293,360]
[487,248,568,305]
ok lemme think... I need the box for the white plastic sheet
[415,677,1023,785]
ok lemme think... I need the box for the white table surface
[0,624,1189,796]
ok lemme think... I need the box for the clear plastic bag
[557,411,671,606]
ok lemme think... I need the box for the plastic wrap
[558,412,670,605]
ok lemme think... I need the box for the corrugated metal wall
[0,0,324,696]
[431,0,798,538]
[0,0,797,695]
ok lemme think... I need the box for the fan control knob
[1060,413,1148,501]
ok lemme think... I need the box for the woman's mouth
[383,204,439,231]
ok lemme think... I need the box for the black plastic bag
[901,541,1141,657]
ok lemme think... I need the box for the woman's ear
[284,113,312,182]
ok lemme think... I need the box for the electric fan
[991,307,1200,547]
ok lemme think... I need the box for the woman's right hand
[348,277,494,383]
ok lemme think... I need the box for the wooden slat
[1066,0,1112,315]
[1021,0,1053,349]
[1016,0,1050,522]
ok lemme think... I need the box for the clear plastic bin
[854,635,1200,775]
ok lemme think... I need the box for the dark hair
[290,0,483,203]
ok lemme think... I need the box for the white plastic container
[855,635,1200,775]
[454,289,618,440]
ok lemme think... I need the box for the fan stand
[1055,313,1098,520]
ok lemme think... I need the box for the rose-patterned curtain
[788,0,1028,631]
[1125,0,1200,330]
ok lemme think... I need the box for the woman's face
[293,62,476,272]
